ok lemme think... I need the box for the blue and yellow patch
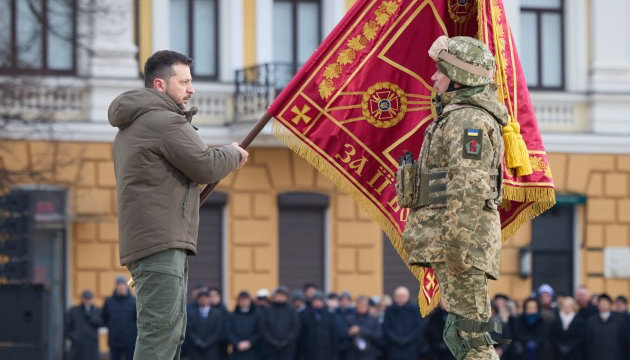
[462,128,483,160]
[467,128,480,137]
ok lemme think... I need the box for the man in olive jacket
[108,50,248,360]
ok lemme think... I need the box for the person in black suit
[585,294,627,360]
[298,291,338,360]
[258,286,301,360]
[383,286,424,360]
[227,291,260,360]
[575,285,598,321]
[102,276,137,360]
[66,290,103,360]
[342,296,382,360]
[549,296,585,360]
[508,297,551,360]
[186,290,226,360]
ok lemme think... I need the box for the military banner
[268,0,555,316]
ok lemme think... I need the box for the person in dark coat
[424,301,454,360]
[509,297,551,360]
[102,276,137,360]
[335,292,355,360]
[549,296,585,360]
[186,290,226,360]
[575,285,598,321]
[383,287,423,360]
[182,282,208,357]
[342,296,382,360]
[298,291,337,360]
[585,293,627,360]
[258,286,300,360]
[66,290,103,360]
[227,291,260,360]
[208,287,230,360]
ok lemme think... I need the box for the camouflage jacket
[402,85,508,279]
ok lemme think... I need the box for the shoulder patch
[462,128,483,160]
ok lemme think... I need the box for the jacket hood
[440,84,509,126]
[108,88,197,129]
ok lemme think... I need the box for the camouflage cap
[428,35,495,86]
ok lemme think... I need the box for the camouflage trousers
[432,262,499,360]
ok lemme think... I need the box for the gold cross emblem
[291,104,312,125]
[425,272,436,290]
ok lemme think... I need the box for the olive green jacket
[108,89,240,265]
[402,85,508,279]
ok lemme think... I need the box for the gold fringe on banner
[500,194,556,242]
[273,121,441,316]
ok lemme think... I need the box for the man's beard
[165,87,190,109]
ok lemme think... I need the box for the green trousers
[127,249,188,360]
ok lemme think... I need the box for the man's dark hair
[144,50,193,88]
[303,282,318,292]
[522,297,540,312]
[598,293,612,304]
[616,295,628,305]
[208,287,222,297]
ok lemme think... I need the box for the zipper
[181,182,190,218]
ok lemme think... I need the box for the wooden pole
[199,111,274,205]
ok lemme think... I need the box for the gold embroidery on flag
[316,0,401,100]
[361,82,408,129]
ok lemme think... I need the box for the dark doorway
[278,192,328,292]
[531,204,574,296]
[188,192,226,297]
[383,234,420,298]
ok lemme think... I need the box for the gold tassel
[502,119,521,168]
[515,141,533,176]
[512,121,533,176]
[503,120,533,176]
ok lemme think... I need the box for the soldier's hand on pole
[231,142,249,169]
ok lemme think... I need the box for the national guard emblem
[362,82,408,128]
[448,0,475,24]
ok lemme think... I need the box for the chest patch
[462,128,483,160]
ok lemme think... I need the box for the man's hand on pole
[231,142,249,169]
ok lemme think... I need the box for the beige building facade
[2,0,630,354]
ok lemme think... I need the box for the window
[531,204,574,295]
[520,0,564,89]
[169,0,219,79]
[278,192,328,291]
[188,192,226,295]
[382,234,420,298]
[273,0,321,73]
[0,0,76,74]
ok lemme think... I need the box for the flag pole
[199,112,274,205]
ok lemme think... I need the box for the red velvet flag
[268,0,555,316]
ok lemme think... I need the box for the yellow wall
[137,0,153,72]
[215,148,384,302]
[243,0,258,67]
[2,141,630,312]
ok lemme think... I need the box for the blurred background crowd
[67,277,630,360]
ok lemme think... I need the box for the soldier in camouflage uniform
[400,36,508,360]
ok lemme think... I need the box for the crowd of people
[66,278,630,360]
